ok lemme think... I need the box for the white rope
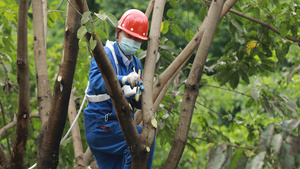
[29,94,87,169]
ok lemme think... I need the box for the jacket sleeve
[88,47,123,95]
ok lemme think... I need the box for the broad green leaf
[272,133,283,154]
[95,11,106,20]
[81,11,92,25]
[219,69,234,86]
[229,71,239,89]
[85,20,94,34]
[161,21,170,34]
[167,9,175,19]
[278,21,289,38]
[280,143,295,169]
[89,36,97,50]
[245,152,266,169]
[239,70,250,84]
[184,29,194,42]
[228,148,248,169]
[77,26,87,40]
[206,144,227,169]
[199,6,207,21]
[259,124,275,151]
[250,87,259,101]
[169,0,177,7]
[281,119,300,136]
[106,13,118,27]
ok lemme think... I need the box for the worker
[84,9,155,169]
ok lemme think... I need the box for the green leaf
[199,6,207,22]
[250,87,259,101]
[229,71,239,89]
[280,143,295,169]
[77,26,87,40]
[259,124,275,151]
[184,29,194,42]
[245,152,266,169]
[228,148,248,169]
[81,11,92,25]
[239,70,250,84]
[85,20,94,34]
[272,133,283,154]
[167,9,175,19]
[169,0,177,7]
[105,13,118,27]
[281,119,300,136]
[207,144,227,169]
[278,21,289,38]
[95,11,106,20]
[161,21,170,34]
[219,69,233,86]
[89,36,97,50]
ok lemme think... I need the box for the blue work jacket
[84,42,143,134]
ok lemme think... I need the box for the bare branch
[10,0,30,168]
[32,0,52,126]
[68,88,85,165]
[0,145,9,168]
[0,100,11,156]
[145,0,155,18]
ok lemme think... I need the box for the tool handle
[135,70,141,101]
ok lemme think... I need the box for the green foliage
[1,0,300,168]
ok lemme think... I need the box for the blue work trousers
[86,121,155,169]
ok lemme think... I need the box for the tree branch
[229,9,300,43]
[32,0,52,126]
[141,0,166,166]
[68,88,86,167]
[10,0,30,168]
[145,0,155,18]
[0,145,9,169]
[36,0,80,167]
[163,1,225,168]
[0,100,11,156]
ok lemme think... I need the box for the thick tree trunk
[32,0,52,126]
[36,0,80,168]
[162,1,225,168]
[10,0,30,168]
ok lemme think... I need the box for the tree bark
[163,1,225,168]
[145,0,155,18]
[0,145,9,168]
[140,0,166,167]
[68,88,87,168]
[10,0,30,168]
[36,0,80,168]
[32,0,52,126]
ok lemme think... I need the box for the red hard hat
[118,9,149,40]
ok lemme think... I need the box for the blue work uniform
[84,42,155,169]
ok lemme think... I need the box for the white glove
[122,72,140,88]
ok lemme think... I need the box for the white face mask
[119,37,141,55]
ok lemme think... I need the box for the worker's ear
[115,29,121,39]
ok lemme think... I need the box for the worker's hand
[122,72,141,88]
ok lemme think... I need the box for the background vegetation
[1,0,300,168]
